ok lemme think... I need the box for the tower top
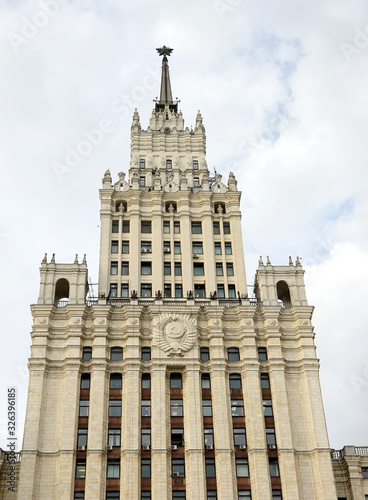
[155,45,178,113]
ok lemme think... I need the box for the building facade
[17,47,351,499]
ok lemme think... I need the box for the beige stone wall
[332,446,368,499]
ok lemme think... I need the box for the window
[263,400,273,417]
[238,492,252,500]
[141,493,151,500]
[266,428,276,446]
[193,241,203,254]
[110,261,118,275]
[141,400,151,417]
[229,374,242,389]
[142,374,151,389]
[174,221,180,233]
[141,284,152,297]
[223,222,230,234]
[217,284,225,298]
[258,347,267,361]
[204,428,214,446]
[122,220,130,233]
[174,263,182,276]
[107,459,120,478]
[77,428,88,447]
[164,241,171,253]
[79,400,89,417]
[121,261,129,275]
[163,221,170,233]
[174,241,181,254]
[207,493,217,500]
[202,374,211,389]
[202,399,212,417]
[166,159,172,169]
[261,374,270,389]
[112,220,119,233]
[111,348,123,361]
[139,177,146,187]
[122,241,129,254]
[171,400,183,417]
[228,285,236,298]
[141,221,151,233]
[233,428,246,446]
[194,263,204,275]
[213,222,220,234]
[170,373,182,388]
[164,284,172,298]
[236,458,249,477]
[108,428,121,447]
[141,262,152,275]
[141,347,151,361]
[121,283,129,297]
[106,493,120,500]
[109,283,117,297]
[193,160,199,170]
[141,428,151,447]
[206,458,216,477]
[74,493,85,500]
[111,240,118,253]
[75,460,86,478]
[164,262,171,276]
[80,374,90,389]
[362,467,368,478]
[216,263,223,276]
[191,221,202,234]
[231,400,244,417]
[194,284,206,298]
[82,347,92,361]
[110,374,122,389]
[171,428,184,446]
[140,159,145,169]
[175,284,183,297]
[109,400,122,417]
[172,458,185,477]
[226,263,234,276]
[272,491,282,500]
[141,241,152,252]
[141,459,151,478]
[200,347,210,361]
[269,458,279,477]
[172,492,186,499]
[214,242,222,255]
[228,347,240,361]
[225,242,232,254]
[194,177,200,187]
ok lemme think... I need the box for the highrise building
[18,46,341,500]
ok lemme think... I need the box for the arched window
[55,278,69,305]
[276,280,291,305]
[111,347,123,361]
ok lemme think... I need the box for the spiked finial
[156,45,173,57]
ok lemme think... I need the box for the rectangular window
[112,220,119,233]
[229,374,242,389]
[170,373,182,388]
[226,263,234,276]
[111,241,118,253]
[141,347,151,361]
[74,493,85,500]
[202,374,211,389]
[75,460,86,478]
[106,493,120,500]
[107,460,120,478]
[174,221,180,233]
[228,285,236,298]
[174,263,182,276]
[77,428,88,447]
[216,263,223,276]
[200,347,210,361]
[223,222,230,234]
[80,374,90,389]
[170,399,183,417]
[79,400,89,417]
[194,263,204,276]
[141,429,151,447]
[214,242,222,254]
[172,459,185,477]
[272,491,282,500]
[174,241,181,254]
[204,428,214,446]
[231,400,244,417]
[362,467,368,478]
[163,221,170,233]
[163,241,171,253]
[202,399,212,417]
[108,428,121,447]
[140,159,145,169]
[110,262,118,275]
[175,284,183,297]
[122,241,129,254]
[191,221,202,234]
[141,493,151,500]
[166,159,172,169]
[171,428,184,446]
[141,262,152,275]
[233,428,246,446]
[238,491,252,499]
[225,242,232,254]
[213,222,220,234]
[121,262,129,275]
[141,241,152,252]
[236,458,249,477]
[207,493,217,500]
[109,284,117,297]
[82,347,92,361]
[269,458,280,477]
[261,374,270,389]
[141,284,152,297]
[217,285,225,298]
[194,284,206,298]
[164,262,171,275]
[142,374,151,389]
[141,400,151,417]
[194,177,200,187]
[141,221,152,233]
[109,400,122,417]
[122,220,130,233]
[258,347,268,361]
[266,428,276,446]
[263,400,273,417]
[205,458,216,478]
[141,459,151,478]
[110,374,122,388]
[192,241,203,254]
[172,493,186,499]
[121,283,129,297]
[193,160,199,170]
[139,177,146,187]
[164,284,172,298]
[228,347,240,361]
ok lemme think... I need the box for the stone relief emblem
[154,313,196,356]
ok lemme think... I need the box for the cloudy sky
[1,0,367,451]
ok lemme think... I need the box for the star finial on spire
[156,45,173,57]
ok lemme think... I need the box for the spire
[155,46,178,113]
